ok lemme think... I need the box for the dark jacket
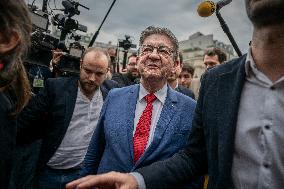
[111,72,138,87]
[0,92,17,189]
[137,55,247,189]
[176,85,195,100]
[17,77,118,173]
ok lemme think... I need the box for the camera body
[118,35,137,50]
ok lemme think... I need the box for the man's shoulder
[44,77,78,94]
[111,72,127,81]
[108,84,138,97]
[206,55,246,76]
[177,85,195,99]
[102,79,119,89]
[46,76,77,86]
[169,87,196,105]
[111,72,123,77]
[111,73,132,87]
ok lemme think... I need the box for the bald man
[18,48,118,189]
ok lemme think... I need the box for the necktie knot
[144,93,156,104]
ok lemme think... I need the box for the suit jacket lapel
[100,85,108,100]
[134,87,178,168]
[127,85,140,162]
[216,57,246,185]
[64,78,78,130]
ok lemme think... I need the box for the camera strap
[33,66,44,88]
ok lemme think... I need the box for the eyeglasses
[140,44,174,58]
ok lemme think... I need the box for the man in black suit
[111,53,140,87]
[18,47,118,189]
[66,0,284,189]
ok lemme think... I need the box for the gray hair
[139,26,179,61]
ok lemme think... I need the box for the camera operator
[17,47,118,188]
[0,0,32,188]
[49,48,65,77]
[111,53,140,87]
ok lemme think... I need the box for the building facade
[179,32,236,78]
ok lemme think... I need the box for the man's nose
[148,48,160,59]
[89,74,96,81]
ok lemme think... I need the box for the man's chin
[131,73,139,78]
[81,84,98,93]
[142,73,164,81]
[167,76,176,82]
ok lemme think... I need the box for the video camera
[117,35,137,70]
[52,0,88,41]
[118,35,137,50]
[25,4,58,69]
[50,0,89,76]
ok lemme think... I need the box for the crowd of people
[1,0,284,189]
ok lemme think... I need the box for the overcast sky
[30,0,253,53]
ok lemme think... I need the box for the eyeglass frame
[139,44,176,59]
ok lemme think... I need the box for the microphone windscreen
[197,1,216,17]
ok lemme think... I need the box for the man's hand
[51,49,64,65]
[65,171,138,189]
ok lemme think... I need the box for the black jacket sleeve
[17,80,53,143]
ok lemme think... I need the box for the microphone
[197,1,216,17]
[197,0,232,17]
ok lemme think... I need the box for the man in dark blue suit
[18,47,118,188]
[77,26,200,188]
[66,0,284,189]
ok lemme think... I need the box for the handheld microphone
[197,0,232,17]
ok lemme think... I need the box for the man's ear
[174,60,180,68]
[0,31,20,54]
[80,59,83,69]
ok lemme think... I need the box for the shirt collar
[78,86,101,103]
[245,47,284,86]
[139,83,167,104]
[174,82,179,90]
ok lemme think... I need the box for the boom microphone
[197,1,216,17]
[197,0,232,17]
[217,0,232,9]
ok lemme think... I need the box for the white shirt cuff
[130,172,146,189]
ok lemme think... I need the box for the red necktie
[133,93,157,163]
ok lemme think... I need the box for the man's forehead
[142,34,173,47]
[180,71,191,75]
[82,63,107,72]
[204,55,219,63]
[128,56,137,62]
[83,56,108,68]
